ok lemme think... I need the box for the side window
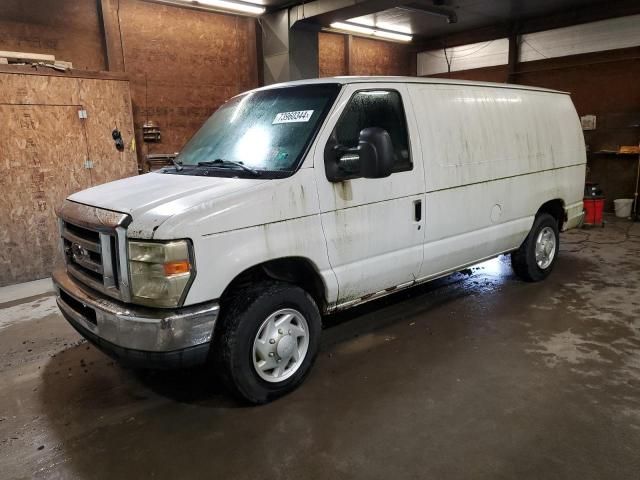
[333,90,412,174]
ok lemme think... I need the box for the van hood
[68,172,268,238]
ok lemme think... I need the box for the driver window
[333,90,412,173]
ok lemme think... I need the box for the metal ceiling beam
[396,3,457,24]
[289,0,406,28]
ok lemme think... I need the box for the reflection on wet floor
[1,216,640,479]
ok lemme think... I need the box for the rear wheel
[215,281,321,404]
[511,213,559,282]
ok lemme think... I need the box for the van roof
[254,76,568,95]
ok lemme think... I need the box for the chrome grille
[62,223,110,284]
[58,201,131,302]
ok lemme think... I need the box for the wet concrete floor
[1,216,640,479]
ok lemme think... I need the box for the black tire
[511,213,560,282]
[214,280,321,404]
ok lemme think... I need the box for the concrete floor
[2,216,640,479]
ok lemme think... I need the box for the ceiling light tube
[373,30,413,42]
[194,0,265,15]
[329,21,412,42]
[330,22,375,36]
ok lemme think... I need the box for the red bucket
[583,197,605,226]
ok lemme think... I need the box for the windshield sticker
[272,110,314,124]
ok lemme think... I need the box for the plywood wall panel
[118,0,259,158]
[77,78,138,185]
[0,0,106,70]
[350,37,412,76]
[0,71,137,286]
[0,0,259,166]
[319,32,347,77]
[0,105,91,285]
[132,82,238,155]
[0,73,81,105]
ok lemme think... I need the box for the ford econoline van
[54,77,586,403]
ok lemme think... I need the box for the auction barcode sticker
[273,110,314,124]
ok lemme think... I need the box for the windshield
[174,84,340,177]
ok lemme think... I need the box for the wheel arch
[220,256,328,313]
[537,198,565,230]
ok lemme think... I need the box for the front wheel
[214,281,321,404]
[511,213,559,282]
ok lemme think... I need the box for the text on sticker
[273,110,314,124]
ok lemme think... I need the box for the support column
[98,0,126,72]
[262,11,319,84]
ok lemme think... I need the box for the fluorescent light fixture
[330,22,375,36]
[373,30,413,42]
[329,21,412,42]
[350,18,413,34]
[194,0,265,15]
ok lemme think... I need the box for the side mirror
[357,127,393,179]
[325,127,394,182]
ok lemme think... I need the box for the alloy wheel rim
[252,308,309,383]
[535,226,556,269]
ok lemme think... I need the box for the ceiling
[253,0,294,7]
[350,0,611,38]
[289,0,627,41]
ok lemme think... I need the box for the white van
[54,77,586,403]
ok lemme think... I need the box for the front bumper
[53,268,219,368]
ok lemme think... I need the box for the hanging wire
[522,37,549,59]
[422,39,497,67]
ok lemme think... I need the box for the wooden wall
[0,0,259,285]
[319,32,347,77]
[0,0,107,71]
[319,32,414,77]
[350,36,412,76]
[0,69,137,286]
[0,0,260,166]
[117,0,259,157]
[426,46,640,210]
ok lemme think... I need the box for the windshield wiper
[197,159,261,176]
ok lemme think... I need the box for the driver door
[314,83,426,306]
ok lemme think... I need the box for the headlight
[128,240,194,308]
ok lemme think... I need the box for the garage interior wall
[116,0,258,158]
[0,0,259,166]
[0,70,137,287]
[319,31,415,77]
[0,0,107,71]
[418,16,640,210]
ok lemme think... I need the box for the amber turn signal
[163,260,191,276]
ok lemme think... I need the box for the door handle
[414,199,422,222]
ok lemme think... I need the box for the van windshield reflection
[173,84,340,178]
